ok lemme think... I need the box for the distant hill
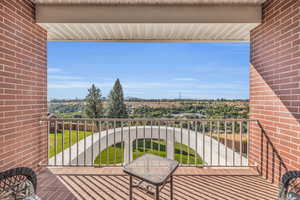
[49,98,249,104]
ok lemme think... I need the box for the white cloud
[167,89,244,95]
[123,82,175,89]
[48,80,246,92]
[194,83,246,90]
[165,90,248,99]
[193,66,247,74]
[49,81,177,89]
[126,91,145,95]
[48,68,62,73]
[123,82,245,90]
[102,78,115,81]
[173,78,196,81]
[49,75,82,80]
[49,81,113,89]
[49,82,88,89]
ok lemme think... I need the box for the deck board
[37,167,278,200]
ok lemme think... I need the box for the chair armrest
[0,167,37,193]
[279,171,300,200]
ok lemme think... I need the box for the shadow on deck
[37,167,278,200]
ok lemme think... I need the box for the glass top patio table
[123,154,179,186]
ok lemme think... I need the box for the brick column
[0,0,47,172]
[249,0,300,184]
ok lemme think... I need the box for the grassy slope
[49,130,93,158]
[94,139,203,165]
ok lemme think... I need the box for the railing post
[124,129,133,165]
[167,125,174,160]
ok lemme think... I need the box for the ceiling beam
[36,4,262,24]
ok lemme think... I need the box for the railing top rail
[41,117,256,122]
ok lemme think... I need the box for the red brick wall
[0,0,47,172]
[249,0,300,184]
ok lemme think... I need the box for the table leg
[170,175,173,200]
[129,176,133,200]
[155,185,159,200]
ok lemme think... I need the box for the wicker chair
[0,167,40,200]
[279,171,300,200]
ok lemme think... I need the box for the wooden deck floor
[37,167,278,200]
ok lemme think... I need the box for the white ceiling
[41,23,258,41]
[34,0,266,4]
[35,0,264,41]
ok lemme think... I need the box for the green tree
[107,79,128,118]
[85,84,103,118]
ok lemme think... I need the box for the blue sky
[48,42,250,100]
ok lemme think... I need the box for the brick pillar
[249,0,300,184]
[0,0,47,172]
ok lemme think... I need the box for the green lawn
[94,139,203,165]
[56,112,85,118]
[49,130,94,158]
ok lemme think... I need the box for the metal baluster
[84,120,87,166]
[47,120,50,165]
[202,122,205,166]
[240,121,243,166]
[225,121,228,166]
[247,120,250,164]
[210,121,212,166]
[91,120,94,166]
[180,122,183,164]
[129,121,131,162]
[76,120,79,166]
[158,120,161,152]
[232,121,235,166]
[62,120,65,166]
[150,121,153,151]
[99,121,102,167]
[114,120,116,166]
[166,121,168,158]
[173,122,175,162]
[187,121,190,165]
[69,121,72,166]
[143,121,146,153]
[217,121,220,166]
[121,121,124,165]
[195,121,198,166]
[135,122,138,158]
[106,121,109,165]
[54,120,57,166]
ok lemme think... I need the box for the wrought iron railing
[40,118,256,167]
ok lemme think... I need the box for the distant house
[47,113,57,119]
[48,113,59,133]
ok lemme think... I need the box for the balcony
[1,0,299,200]
[34,118,279,199]
[36,167,278,200]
